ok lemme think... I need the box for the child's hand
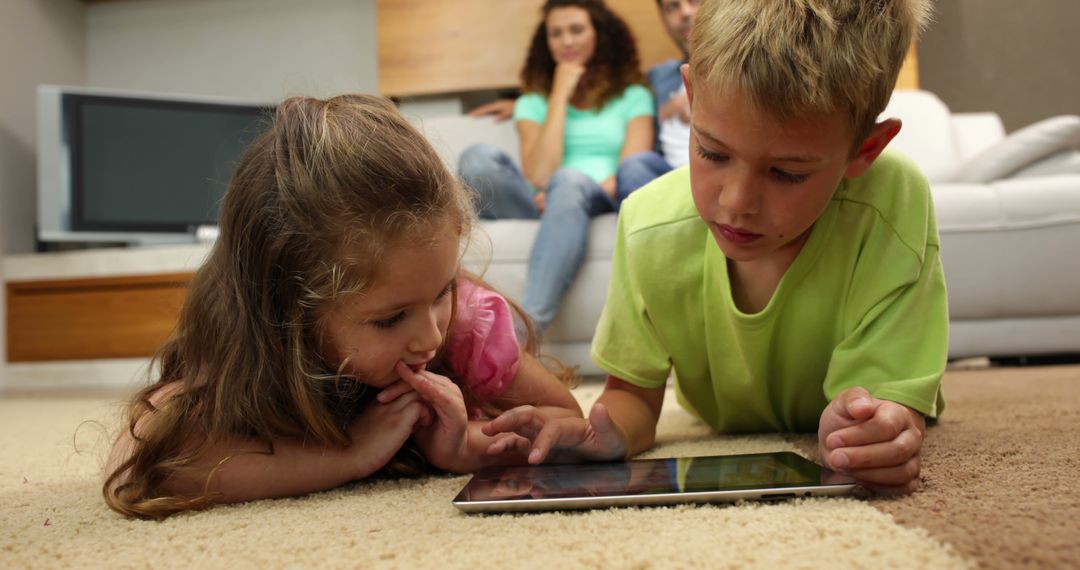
[348,388,433,478]
[483,402,628,464]
[394,361,471,471]
[818,387,926,494]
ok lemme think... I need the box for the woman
[459,0,655,331]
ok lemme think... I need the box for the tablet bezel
[453,451,856,513]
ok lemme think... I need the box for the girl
[103,94,582,519]
[458,0,655,331]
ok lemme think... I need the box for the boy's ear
[844,118,902,178]
[681,63,693,108]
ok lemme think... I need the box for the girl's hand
[394,361,470,471]
[818,387,926,494]
[483,402,628,464]
[551,63,586,102]
[348,389,432,478]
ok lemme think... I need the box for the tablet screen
[455,452,850,507]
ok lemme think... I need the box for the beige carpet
[3,365,1078,569]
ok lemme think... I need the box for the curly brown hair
[520,0,644,110]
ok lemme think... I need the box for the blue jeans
[459,143,616,330]
[616,151,674,195]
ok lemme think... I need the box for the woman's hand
[551,63,586,102]
[533,191,547,214]
[600,176,616,201]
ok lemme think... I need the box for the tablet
[453,451,856,513]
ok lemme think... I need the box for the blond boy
[486,0,945,494]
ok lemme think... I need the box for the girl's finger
[394,361,437,397]
[377,380,414,404]
[386,390,422,412]
[482,406,541,438]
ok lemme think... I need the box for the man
[615,0,699,193]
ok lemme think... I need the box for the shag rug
[2,364,1078,569]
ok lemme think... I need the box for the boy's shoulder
[618,166,701,238]
[837,150,938,251]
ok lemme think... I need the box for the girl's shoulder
[447,279,521,401]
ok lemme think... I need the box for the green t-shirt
[590,151,948,433]
[513,84,655,183]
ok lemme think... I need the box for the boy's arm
[594,375,666,457]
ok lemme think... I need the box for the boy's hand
[483,402,628,464]
[818,387,926,494]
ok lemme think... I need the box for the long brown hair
[102,94,557,519]
[520,0,644,109]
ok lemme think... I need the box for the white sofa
[413,90,1080,374]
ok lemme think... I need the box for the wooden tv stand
[4,245,210,364]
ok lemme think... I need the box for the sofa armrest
[948,115,1080,184]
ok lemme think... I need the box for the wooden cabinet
[6,272,193,362]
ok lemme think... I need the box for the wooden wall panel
[896,44,919,90]
[377,0,682,97]
[378,1,919,96]
[6,273,193,362]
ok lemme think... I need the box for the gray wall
[0,0,86,255]
[86,0,378,103]
[0,0,85,375]
[920,0,1080,132]
[0,0,378,257]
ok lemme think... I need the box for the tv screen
[65,94,271,233]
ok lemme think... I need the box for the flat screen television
[37,85,273,246]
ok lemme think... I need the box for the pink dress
[446,279,521,404]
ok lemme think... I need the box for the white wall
[86,0,378,103]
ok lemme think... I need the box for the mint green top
[590,151,948,433]
[513,85,655,183]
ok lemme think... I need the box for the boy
[485,0,946,495]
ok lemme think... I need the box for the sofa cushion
[464,214,619,344]
[414,115,520,175]
[879,90,960,183]
[949,115,1080,183]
